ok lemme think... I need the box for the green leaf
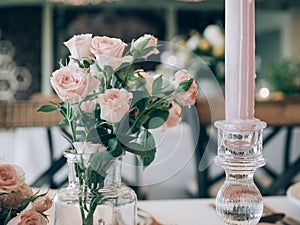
[89,151,114,178]
[141,46,158,57]
[140,129,155,149]
[123,142,155,157]
[58,118,69,126]
[4,210,12,225]
[131,91,148,112]
[137,153,156,168]
[131,114,150,134]
[178,79,193,92]
[82,59,90,68]
[108,138,123,157]
[143,109,169,129]
[86,127,113,144]
[101,65,114,88]
[123,129,156,157]
[132,37,151,53]
[152,75,163,96]
[85,166,104,189]
[137,130,156,168]
[116,133,136,144]
[37,105,58,112]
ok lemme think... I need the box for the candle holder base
[214,120,266,225]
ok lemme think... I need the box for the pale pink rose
[73,142,107,154]
[80,99,97,113]
[7,207,47,225]
[138,70,156,95]
[18,184,34,197]
[91,36,126,58]
[133,34,159,58]
[0,163,25,193]
[161,102,182,130]
[94,54,132,71]
[91,36,132,71]
[173,69,198,107]
[97,88,133,123]
[64,34,94,61]
[33,196,52,213]
[0,184,33,209]
[50,65,100,103]
[0,192,23,209]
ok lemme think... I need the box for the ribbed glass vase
[53,150,137,225]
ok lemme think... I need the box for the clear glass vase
[53,150,137,225]
[214,120,266,225]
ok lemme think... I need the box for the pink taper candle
[225,0,256,121]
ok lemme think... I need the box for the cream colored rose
[50,65,100,103]
[33,196,53,213]
[161,102,182,130]
[64,34,94,61]
[97,88,132,123]
[0,162,25,193]
[73,142,107,155]
[7,206,47,225]
[173,69,198,107]
[133,34,159,58]
[91,36,132,71]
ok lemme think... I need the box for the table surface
[45,188,300,225]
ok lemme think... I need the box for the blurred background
[0,0,300,200]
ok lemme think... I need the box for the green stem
[127,94,174,135]
[76,163,86,224]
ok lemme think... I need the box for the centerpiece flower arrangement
[39,33,198,225]
[0,159,52,225]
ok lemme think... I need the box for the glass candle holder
[214,120,266,225]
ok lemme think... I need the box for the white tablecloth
[45,189,300,225]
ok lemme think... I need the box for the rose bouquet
[0,159,52,225]
[39,33,198,224]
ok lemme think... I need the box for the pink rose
[138,70,156,95]
[173,69,198,107]
[161,102,182,130]
[94,54,132,71]
[64,34,94,61]
[0,162,25,193]
[50,65,100,103]
[33,196,53,213]
[7,207,47,225]
[97,88,132,123]
[0,184,33,209]
[18,184,34,197]
[73,142,107,154]
[80,99,97,113]
[91,36,132,71]
[133,34,159,58]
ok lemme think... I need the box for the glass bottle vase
[53,150,137,225]
[214,120,266,225]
